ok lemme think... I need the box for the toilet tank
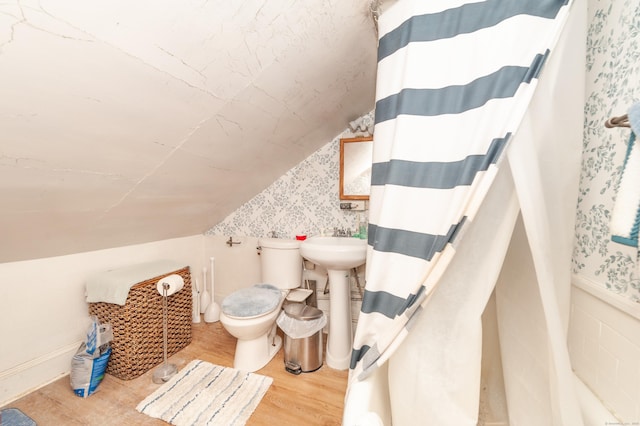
[258,238,302,290]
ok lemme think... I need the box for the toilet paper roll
[156,274,184,297]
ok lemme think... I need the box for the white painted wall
[0,235,206,406]
[202,235,262,305]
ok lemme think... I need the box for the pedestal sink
[300,236,367,370]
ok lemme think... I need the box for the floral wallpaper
[573,0,640,302]
[206,112,374,239]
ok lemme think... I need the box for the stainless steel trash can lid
[283,303,323,320]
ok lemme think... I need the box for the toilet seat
[221,283,282,319]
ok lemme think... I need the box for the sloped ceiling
[0,0,377,263]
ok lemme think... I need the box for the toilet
[219,237,307,372]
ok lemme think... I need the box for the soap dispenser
[359,218,368,239]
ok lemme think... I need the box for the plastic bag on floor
[70,316,113,398]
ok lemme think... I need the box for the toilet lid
[222,283,281,318]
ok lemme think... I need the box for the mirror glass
[340,136,373,200]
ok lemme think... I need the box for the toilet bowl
[219,238,303,372]
[220,283,285,372]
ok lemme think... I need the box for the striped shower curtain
[345,1,583,425]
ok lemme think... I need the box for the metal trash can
[277,303,325,374]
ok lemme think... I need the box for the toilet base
[233,329,282,372]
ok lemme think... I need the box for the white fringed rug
[136,360,272,426]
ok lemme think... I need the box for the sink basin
[300,236,367,370]
[300,236,366,271]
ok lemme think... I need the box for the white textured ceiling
[0,0,377,262]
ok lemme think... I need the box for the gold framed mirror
[340,136,373,200]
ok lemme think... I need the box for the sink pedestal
[299,236,366,372]
[326,269,353,370]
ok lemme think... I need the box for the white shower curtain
[344,1,585,425]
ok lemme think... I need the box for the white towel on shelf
[85,260,186,305]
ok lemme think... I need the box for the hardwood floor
[2,322,348,425]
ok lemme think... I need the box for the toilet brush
[192,277,201,323]
[200,267,210,313]
[204,257,220,323]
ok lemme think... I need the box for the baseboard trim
[0,340,81,406]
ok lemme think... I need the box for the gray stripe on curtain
[376,53,548,124]
[378,0,568,61]
[368,222,461,260]
[351,291,427,370]
[350,344,379,371]
[371,134,510,189]
[360,289,413,318]
[361,284,426,318]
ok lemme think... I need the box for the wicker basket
[88,266,192,380]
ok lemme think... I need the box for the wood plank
[2,322,348,425]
